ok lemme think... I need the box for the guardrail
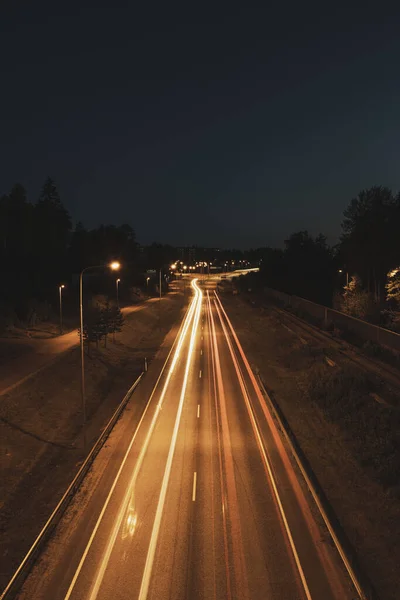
[263,286,400,352]
[0,372,144,600]
[256,374,378,600]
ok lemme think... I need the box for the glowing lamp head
[110,261,121,271]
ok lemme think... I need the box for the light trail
[63,281,200,600]
[213,296,312,600]
[205,292,232,600]
[214,291,353,600]
[138,279,203,600]
[207,292,250,600]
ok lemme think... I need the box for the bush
[304,364,400,488]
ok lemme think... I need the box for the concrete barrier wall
[263,287,400,352]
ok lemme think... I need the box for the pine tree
[386,267,400,306]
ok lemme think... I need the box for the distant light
[338,269,343,273]
[116,278,121,282]
[170,264,176,269]
[110,261,121,270]
[60,284,65,289]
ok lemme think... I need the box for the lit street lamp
[146,276,150,290]
[79,261,120,449]
[59,284,65,334]
[116,278,121,309]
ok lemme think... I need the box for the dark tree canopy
[341,186,400,301]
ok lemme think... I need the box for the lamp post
[79,261,120,449]
[59,284,65,334]
[116,278,121,309]
[146,276,150,291]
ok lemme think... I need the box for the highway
[17,278,355,600]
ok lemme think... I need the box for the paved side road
[0,300,159,398]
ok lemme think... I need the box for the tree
[33,177,72,292]
[78,305,104,354]
[108,305,124,342]
[282,231,334,304]
[0,184,35,315]
[0,184,33,258]
[341,274,377,321]
[35,177,72,253]
[386,267,400,306]
[385,267,400,331]
[341,186,400,302]
[99,303,124,345]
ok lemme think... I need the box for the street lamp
[146,276,150,290]
[79,261,120,449]
[116,278,121,309]
[59,284,65,334]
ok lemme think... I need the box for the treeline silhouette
[241,186,400,323]
[1,179,399,328]
[0,178,144,326]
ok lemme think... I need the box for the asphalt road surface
[16,279,355,600]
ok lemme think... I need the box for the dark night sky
[1,2,399,249]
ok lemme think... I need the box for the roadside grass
[302,363,400,493]
[362,340,400,369]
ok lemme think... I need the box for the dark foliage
[248,232,335,306]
